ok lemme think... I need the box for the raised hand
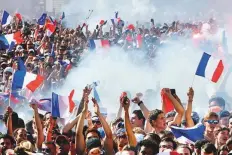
[122,97,130,111]
[131,93,143,104]
[187,87,194,102]
[83,96,89,113]
[92,98,100,115]
[29,99,38,111]
[6,106,13,116]
[163,88,172,97]
[83,85,92,98]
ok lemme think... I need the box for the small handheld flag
[38,13,47,25]
[195,52,224,83]
[1,11,12,27]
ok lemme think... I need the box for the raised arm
[77,86,92,116]
[6,107,13,136]
[30,101,44,149]
[62,115,80,133]
[132,94,152,133]
[122,98,137,147]
[75,96,89,155]
[163,89,184,126]
[185,87,195,128]
[92,98,113,155]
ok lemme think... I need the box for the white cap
[4,67,13,73]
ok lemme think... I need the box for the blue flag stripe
[51,92,60,117]
[195,52,211,77]
[2,11,10,25]
[89,39,96,50]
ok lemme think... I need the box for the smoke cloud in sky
[59,0,232,117]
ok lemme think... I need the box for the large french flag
[51,90,75,118]
[1,11,13,27]
[195,52,224,83]
[89,39,110,51]
[12,58,44,92]
[171,124,205,143]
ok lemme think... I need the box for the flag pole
[191,75,195,87]
[85,10,93,24]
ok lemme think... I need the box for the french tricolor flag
[0,31,23,50]
[12,58,44,92]
[45,20,56,37]
[1,11,13,27]
[23,72,44,92]
[89,39,110,51]
[195,52,224,83]
[51,90,75,118]
[171,124,205,144]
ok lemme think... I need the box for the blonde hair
[204,112,219,121]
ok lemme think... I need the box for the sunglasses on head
[205,120,219,124]
[92,120,101,125]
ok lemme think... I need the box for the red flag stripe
[211,60,224,82]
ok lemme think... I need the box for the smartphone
[170,89,176,96]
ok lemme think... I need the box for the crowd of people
[0,10,232,155]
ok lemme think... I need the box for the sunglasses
[205,120,219,124]
[92,121,101,125]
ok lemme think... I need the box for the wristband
[138,101,143,106]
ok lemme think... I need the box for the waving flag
[37,98,52,112]
[0,92,25,104]
[60,12,65,20]
[23,72,44,92]
[195,52,224,83]
[161,89,174,113]
[89,39,110,51]
[12,58,43,92]
[1,11,12,27]
[12,58,26,91]
[45,19,56,37]
[0,31,22,50]
[51,90,75,118]
[15,13,22,21]
[38,13,47,25]
[171,124,205,143]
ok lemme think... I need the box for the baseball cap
[116,128,126,137]
[220,110,230,118]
